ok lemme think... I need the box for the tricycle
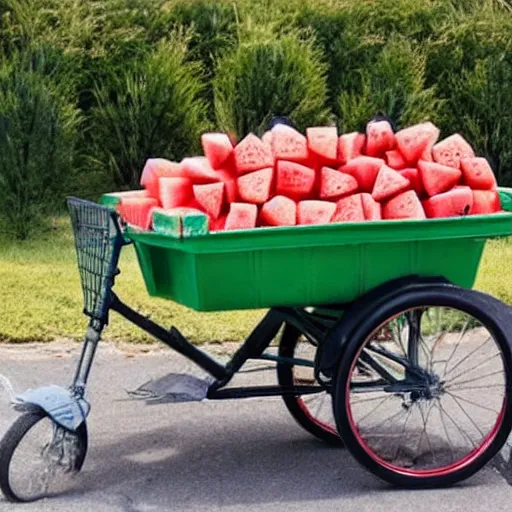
[2,193,512,502]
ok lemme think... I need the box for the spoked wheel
[0,410,88,502]
[334,287,512,488]
[278,324,343,445]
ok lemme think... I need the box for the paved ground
[0,341,510,512]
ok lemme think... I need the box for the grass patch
[0,217,511,344]
[0,217,263,343]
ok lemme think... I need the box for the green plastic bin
[125,188,512,312]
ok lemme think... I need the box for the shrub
[444,56,512,186]
[0,47,81,239]
[336,38,441,133]
[214,31,330,138]
[89,36,208,190]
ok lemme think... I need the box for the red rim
[297,397,339,436]
[345,313,507,478]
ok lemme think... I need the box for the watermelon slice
[181,157,219,183]
[237,167,273,204]
[225,203,258,230]
[234,133,273,175]
[193,182,225,219]
[201,133,233,170]
[140,159,185,198]
[383,191,426,220]
[297,200,336,225]
[159,177,193,209]
[395,122,440,165]
[152,207,209,238]
[418,160,462,197]
[320,167,358,199]
[399,168,423,197]
[460,157,497,190]
[261,131,273,147]
[340,156,385,193]
[276,161,316,199]
[432,134,475,169]
[271,124,309,162]
[472,190,501,215]
[385,149,407,170]
[372,165,410,202]
[216,169,238,203]
[117,197,158,230]
[360,193,382,221]
[338,132,366,164]
[100,189,149,208]
[366,120,396,157]
[260,196,297,226]
[423,186,473,219]
[332,195,365,222]
[307,127,338,163]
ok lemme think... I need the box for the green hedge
[1,0,512,237]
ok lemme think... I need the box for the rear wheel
[334,287,512,488]
[278,324,342,446]
[0,410,88,502]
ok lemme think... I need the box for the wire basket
[67,198,125,321]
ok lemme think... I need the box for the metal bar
[110,295,229,381]
[71,321,103,396]
[273,308,325,344]
[258,353,315,368]
[208,385,324,400]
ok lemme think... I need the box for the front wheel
[0,410,88,502]
[334,287,512,488]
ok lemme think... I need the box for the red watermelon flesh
[423,186,474,218]
[460,157,497,190]
[418,160,462,197]
[320,167,358,199]
[385,149,407,170]
[332,194,365,222]
[361,193,382,221]
[432,134,475,169]
[159,177,193,209]
[211,214,227,231]
[201,133,233,170]
[141,159,185,198]
[472,190,501,215]
[276,161,316,199]
[297,200,336,225]
[215,169,238,203]
[340,156,385,193]
[271,124,309,162]
[366,120,396,157]
[181,157,220,183]
[383,191,426,220]
[307,127,338,162]
[237,168,273,204]
[338,132,366,164]
[395,122,440,165]
[193,182,225,219]
[372,165,410,202]
[118,197,159,230]
[261,131,273,147]
[224,203,258,230]
[399,168,423,197]
[234,133,273,175]
[260,195,297,226]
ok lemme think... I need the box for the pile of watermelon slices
[110,120,503,235]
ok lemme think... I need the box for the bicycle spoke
[444,353,502,386]
[444,336,493,378]
[444,391,501,414]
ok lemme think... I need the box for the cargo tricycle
[2,192,512,502]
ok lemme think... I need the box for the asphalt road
[0,341,510,512]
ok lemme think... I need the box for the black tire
[334,286,512,488]
[277,324,343,446]
[0,410,88,502]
